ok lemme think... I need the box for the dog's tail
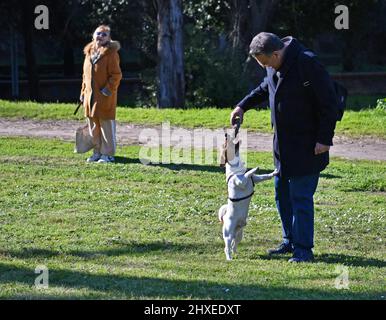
[218,204,227,223]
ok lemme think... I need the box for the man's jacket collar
[277,37,303,77]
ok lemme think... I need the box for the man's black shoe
[267,243,294,255]
[288,256,314,263]
[288,251,314,263]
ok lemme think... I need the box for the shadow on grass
[113,155,223,173]
[0,241,211,260]
[256,253,386,268]
[114,156,342,178]
[113,156,276,174]
[113,156,142,165]
[320,173,341,180]
[0,261,383,300]
[316,254,386,268]
[150,162,224,173]
[3,242,385,269]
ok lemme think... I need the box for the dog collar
[227,174,255,202]
[228,191,255,202]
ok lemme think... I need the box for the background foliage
[0,0,385,106]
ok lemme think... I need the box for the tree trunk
[62,0,79,77]
[342,31,355,72]
[230,0,249,51]
[249,0,278,36]
[63,34,75,77]
[230,0,278,53]
[21,0,39,101]
[157,0,185,108]
[243,0,279,87]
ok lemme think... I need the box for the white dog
[218,129,277,260]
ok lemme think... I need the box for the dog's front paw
[270,168,279,177]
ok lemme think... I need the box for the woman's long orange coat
[80,41,122,119]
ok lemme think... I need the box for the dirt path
[1,118,385,161]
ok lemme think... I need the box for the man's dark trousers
[274,173,320,259]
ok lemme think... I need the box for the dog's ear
[219,149,226,167]
[234,176,248,189]
[232,134,241,145]
[219,140,227,167]
[227,129,236,141]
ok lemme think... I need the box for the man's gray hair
[249,32,284,57]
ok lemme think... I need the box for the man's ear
[272,51,281,59]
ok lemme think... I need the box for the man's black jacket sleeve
[236,77,269,111]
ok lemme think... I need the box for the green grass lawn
[0,136,384,299]
[0,99,385,139]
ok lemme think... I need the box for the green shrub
[184,25,250,108]
[376,98,386,110]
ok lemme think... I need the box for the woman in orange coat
[80,25,122,163]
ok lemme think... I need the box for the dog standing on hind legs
[219,127,278,260]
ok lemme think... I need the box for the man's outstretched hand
[314,142,330,155]
[230,106,244,127]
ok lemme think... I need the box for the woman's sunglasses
[95,31,108,37]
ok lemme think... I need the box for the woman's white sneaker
[86,152,102,162]
[97,155,115,163]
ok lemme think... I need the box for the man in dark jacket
[230,32,338,263]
